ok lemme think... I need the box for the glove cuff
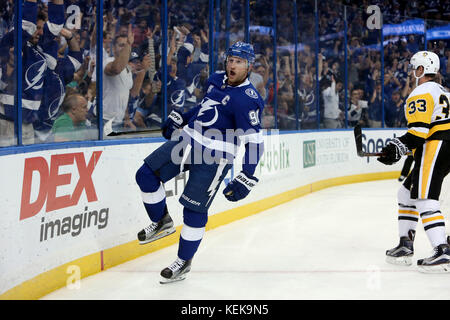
[390,138,408,156]
[235,171,258,191]
[168,110,184,127]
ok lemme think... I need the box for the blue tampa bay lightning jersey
[180,71,265,175]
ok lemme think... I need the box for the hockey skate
[160,258,192,284]
[386,230,415,266]
[417,243,450,273]
[137,212,176,245]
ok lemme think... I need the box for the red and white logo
[20,151,102,220]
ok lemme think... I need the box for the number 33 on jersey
[405,82,450,141]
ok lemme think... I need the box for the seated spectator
[52,94,93,142]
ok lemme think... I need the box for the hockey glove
[162,110,184,140]
[377,138,409,165]
[223,171,258,202]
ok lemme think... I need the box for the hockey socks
[135,164,166,222]
[416,199,447,248]
[397,185,419,238]
[177,207,207,261]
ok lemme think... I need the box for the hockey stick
[107,128,162,137]
[353,124,383,157]
[353,124,412,157]
[103,118,161,136]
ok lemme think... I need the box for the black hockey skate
[417,243,450,273]
[386,230,415,266]
[160,258,192,284]
[137,211,176,245]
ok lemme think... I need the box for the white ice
[41,179,450,300]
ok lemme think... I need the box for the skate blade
[386,255,412,266]
[417,263,450,274]
[159,274,187,284]
[139,227,176,245]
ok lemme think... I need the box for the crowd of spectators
[0,0,449,146]
[247,0,450,130]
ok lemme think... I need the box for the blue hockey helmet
[224,41,256,65]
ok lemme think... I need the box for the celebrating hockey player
[134,42,265,283]
[377,51,450,273]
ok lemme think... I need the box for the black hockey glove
[377,138,409,165]
[162,110,184,140]
[223,171,258,202]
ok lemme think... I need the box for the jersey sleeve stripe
[22,20,37,37]
[183,126,239,156]
[407,128,428,139]
[68,55,82,72]
[22,98,41,111]
[239,131,264,144]
[408,122,430,129]
[429,118,450,128]
[428,122,450,137]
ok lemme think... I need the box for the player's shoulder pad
[207,71,226,87]
[408,81,439,102]
[238,82,265,109]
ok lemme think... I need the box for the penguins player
[378,51,450,273]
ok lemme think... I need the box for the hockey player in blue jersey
[134,41,265,283]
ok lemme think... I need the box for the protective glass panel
[250,0,274,129]
[275,0,296,130]
[0,1,17,147]
[296,0,318,130]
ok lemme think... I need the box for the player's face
[226,56,250,86]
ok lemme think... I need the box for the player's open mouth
[229,70,236,76]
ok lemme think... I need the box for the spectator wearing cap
[102,24,135,131]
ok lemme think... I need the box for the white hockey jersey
[404,81,450,141]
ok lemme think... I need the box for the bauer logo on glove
[162,109,184,140]
[377,138,409,165]
[223,171,258,202]
[168,110,183,126]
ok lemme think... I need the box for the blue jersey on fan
[0,1,82,140]
[180,71,265,175]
